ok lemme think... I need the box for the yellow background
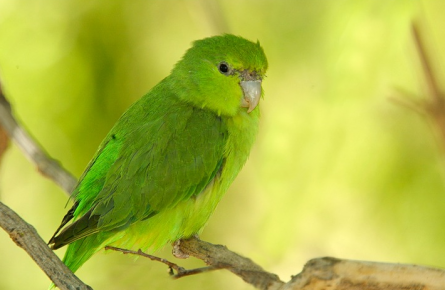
[1,1,445,289]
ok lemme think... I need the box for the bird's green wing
[48,135,121,244]
[50,98,227,248]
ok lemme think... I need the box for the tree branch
[0,202,91,290]
[283,257,445,290]
[0,80,77,194]
[107,236,285,290]
[1,21,445,290]
[107,237,445,290]
[0,81,90,289]
[176,236,284,290]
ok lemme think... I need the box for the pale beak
[240,80,262,113]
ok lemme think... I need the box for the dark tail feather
[48,202,78,246]
[49,209,100,250]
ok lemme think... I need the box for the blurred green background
[1,0,445,289]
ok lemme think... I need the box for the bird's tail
[63,231,115,273]
[49,233,115,289]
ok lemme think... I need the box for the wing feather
[50,98,227,249]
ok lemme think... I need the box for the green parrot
[49,34,268,274]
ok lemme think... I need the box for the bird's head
[171,34,268,117]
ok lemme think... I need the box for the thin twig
[105,246,184,273]
[412,23,442,103]
[411,22,445,151]
[388,94,426,116]
[105,246,225,279]
[393,23,445,152]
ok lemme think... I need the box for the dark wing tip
[49,208,100,250]
[48,202,79,247]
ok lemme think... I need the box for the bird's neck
[220,108,260,186]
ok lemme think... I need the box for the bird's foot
[172,239,190,259]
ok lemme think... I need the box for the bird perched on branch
[49,34,268,274]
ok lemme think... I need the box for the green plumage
[49,34,268,274]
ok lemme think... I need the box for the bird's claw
[172,239,190,259]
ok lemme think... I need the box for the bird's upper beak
[240,80,262,113]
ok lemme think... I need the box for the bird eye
[218,62,230,75]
